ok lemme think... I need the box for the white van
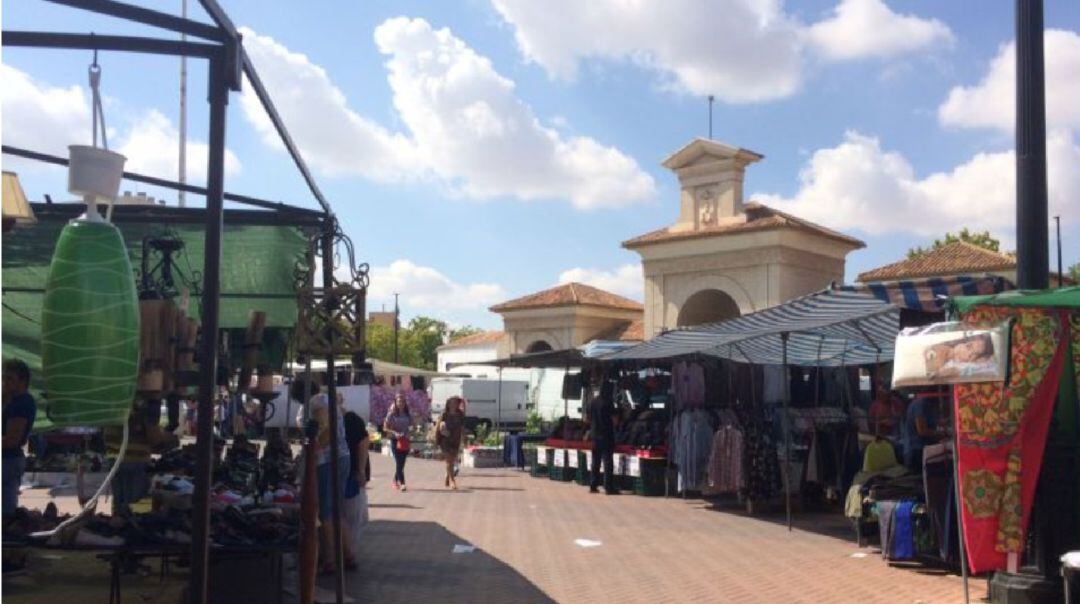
[430,377,530,431]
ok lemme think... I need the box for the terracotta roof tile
[621,202,864,249]
[857,241,1016,282]
[438,331,505,350]
[594,319,645,342]
[490,282,643,313]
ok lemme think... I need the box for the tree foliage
[908,228,1002,259]
[1068,262,1080,283]
[364,316,482,370]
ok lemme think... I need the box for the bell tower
[665,139,763,232]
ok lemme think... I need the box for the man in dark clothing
[3,360,37,518]
[589,379,619,495]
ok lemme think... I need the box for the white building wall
[437,345,499,374]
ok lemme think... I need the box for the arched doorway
[525,340,553,353]
[676,289,740,327]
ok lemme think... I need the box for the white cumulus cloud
[491,0,951,103]
[807,0,953,61]
[239,21,655,209]
[1,64,239,185]
[490,0,804,102]
[755,130,1080,242]
[558,264,643,301]
[367,260,507,314]
[938,29,1080,133]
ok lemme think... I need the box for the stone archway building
[624,138,865,336]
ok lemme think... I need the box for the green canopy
[951,285,1080,313]
[3,209,314,394]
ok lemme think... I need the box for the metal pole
[1015,0,1049,290]
[322,226,345,603]
[178,0,187,207]
[393,293,400,363]
[1055,215,1062,287]
[707,95,714,139]
[497,367,503,433]
[189,52,227,604]
[781,333,793,532]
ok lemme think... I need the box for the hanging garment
[762,365,785,404]
[953,307,1069,574]
[923,443,958,564]
[708,425,745,494]
[672,362,705,408]
[863,439,899,473]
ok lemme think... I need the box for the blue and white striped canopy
[602,289,899,366]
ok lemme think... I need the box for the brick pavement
[329,453,986,604]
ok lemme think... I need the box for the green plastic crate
[575,450,591,485]
[631,458,667,496]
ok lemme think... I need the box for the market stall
[2,3,366,602]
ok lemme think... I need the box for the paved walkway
[329,453,983,603]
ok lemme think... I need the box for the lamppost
[393,292,400,363]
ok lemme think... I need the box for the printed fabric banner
[953,306,1069,574]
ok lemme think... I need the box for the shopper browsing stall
[3,359,37,519]
[901,394,945,472]
[589,375,619,495]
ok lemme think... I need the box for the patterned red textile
[953,307,1069,573]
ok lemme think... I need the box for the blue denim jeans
[3,454,25,517]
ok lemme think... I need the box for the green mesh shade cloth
[3,212,311,402]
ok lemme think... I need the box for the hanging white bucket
[68,145,126,202]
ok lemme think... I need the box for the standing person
[589,377,619,495]
[296,381,356,574]
[342,412,369,562]
[868,385,906,442]
[3,360,37,519]
[383,394,412,492]
[104,398,179,516]
[902,394,944,472]
[435,396,466,490]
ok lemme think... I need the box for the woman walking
[435,396,466,490]
[383,394,412,492]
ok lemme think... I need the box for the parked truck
[429,377,530,432]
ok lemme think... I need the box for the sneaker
[400,484,407,492]
[589,487,599,494]
[392,481,400,490]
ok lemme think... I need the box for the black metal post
[1015,0,1049,290]
[189,51,228,604]
[781,333,792,532]
[322,225,346,603]
[1054,216,1062,287]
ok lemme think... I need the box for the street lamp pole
[1015,0,1049,290]
[393,292,400,363]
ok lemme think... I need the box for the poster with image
[892,321,1009,388]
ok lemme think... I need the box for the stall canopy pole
[322,225,346,603]
[781,332,793,532]
[949,385,972,604]
[189,50,228,604]
[497,367,503,433]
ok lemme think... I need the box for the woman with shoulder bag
[383,394,412,491]
[435,396,466,490]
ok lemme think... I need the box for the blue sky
[3,0,1079,329]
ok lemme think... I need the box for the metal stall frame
[3,2,352,602]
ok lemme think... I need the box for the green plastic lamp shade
[41,219,139,427]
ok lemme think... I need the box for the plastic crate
[575,450,591,485]
[632,458,666,496]
[531,447,551,477]
[549,465,576,482]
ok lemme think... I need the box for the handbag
[395,436,410,453]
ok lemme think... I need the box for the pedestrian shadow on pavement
[334,520,554,603]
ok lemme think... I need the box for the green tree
[908,228,1002,259]
[448,325,482,342]
[1068,262,1080,283]
[362,316,482,370]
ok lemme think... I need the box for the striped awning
[833,276,1010,312]
[602,289,899,367]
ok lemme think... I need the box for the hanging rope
[89,44,109,151]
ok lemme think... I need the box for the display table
[3,541,289,604]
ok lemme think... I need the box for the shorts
[316,458,350,522]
